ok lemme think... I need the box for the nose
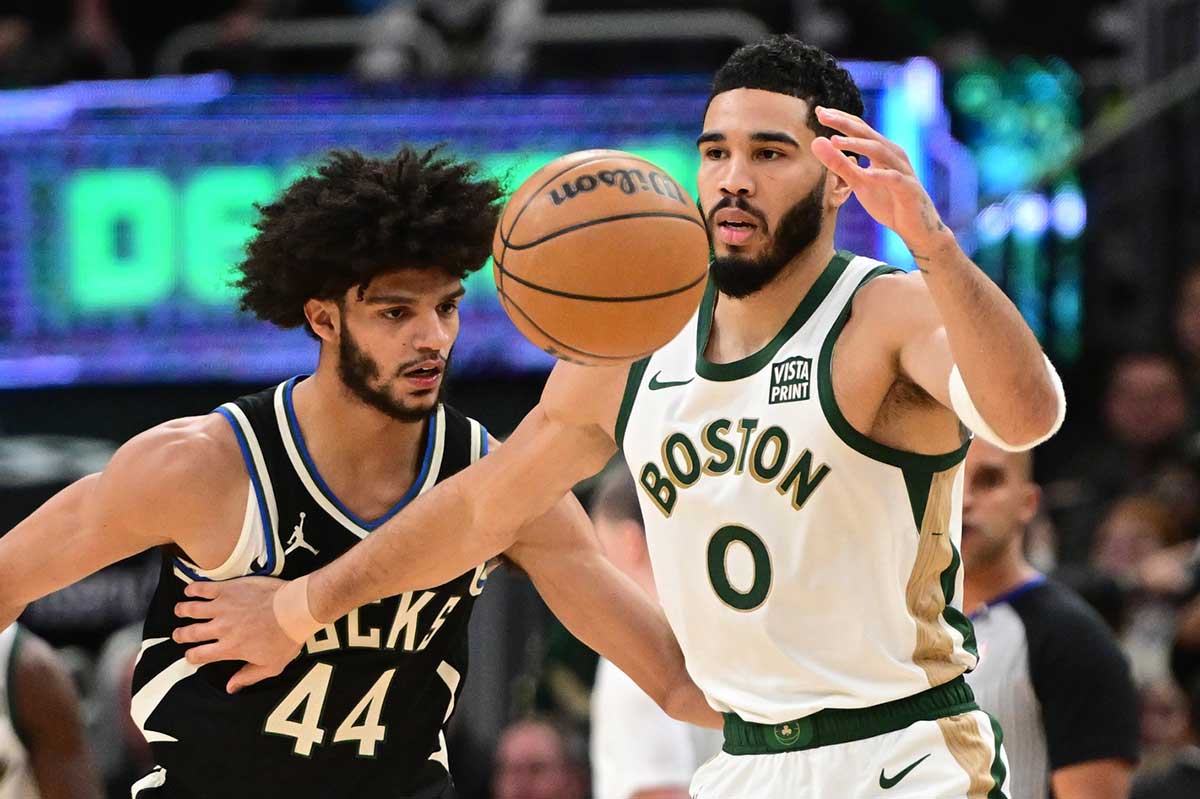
[411,309,453,353]
[717,153,755,198]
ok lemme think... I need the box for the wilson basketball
[492,150,710,365]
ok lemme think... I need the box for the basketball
[492,150,710,365]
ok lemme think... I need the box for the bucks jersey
[0,626,38,799]
[131,379,491,799]
[617,251,978,725]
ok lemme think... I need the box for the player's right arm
[0,416,245,628]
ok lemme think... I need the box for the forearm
[911,231,1058,442]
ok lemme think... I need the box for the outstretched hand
[810,106,950,257]
[173,576,304,694]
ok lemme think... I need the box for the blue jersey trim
[282,377,436,531]
[480,425,489,457]
[173,558,208,582]
[215,406,276,574]
[970,574,1047,619]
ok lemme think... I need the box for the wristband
[272,575,323,645]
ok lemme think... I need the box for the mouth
[716,220,758,246]
[401,360,443,390]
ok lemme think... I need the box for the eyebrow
[365,286,466,305]
[696,131,801,147]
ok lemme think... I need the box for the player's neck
[707,239,837,364]
[291,370,429,506]
[963,548,1040,614]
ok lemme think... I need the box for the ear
[825,163,854,211]
[304,298,340,344]
[1017,483,1042,527]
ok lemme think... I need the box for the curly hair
[710,35,864,139]
[236,146,503,332]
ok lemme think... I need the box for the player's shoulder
[849,266,931,319]
[111,414,243,485]
[540,359,631,440]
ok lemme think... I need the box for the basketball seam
[497,286,659,362]
[499,210,706,251]
[494,254,707,303]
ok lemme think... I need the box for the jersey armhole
[615,358,650,452]
[211,404,279,576]
[816,266,971,473]
[468,418,489,463]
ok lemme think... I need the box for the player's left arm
[504,479,720,730]
[811,105,1063,449]
[12,631,104,799]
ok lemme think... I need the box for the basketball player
[159,38,1069,797]
[0,623,103,799]
[0,147,714,798]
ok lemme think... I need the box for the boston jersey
[0,626,38,799]
[618,251,978,724]
[131,378,491,798]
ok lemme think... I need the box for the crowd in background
[2,2,1200,798]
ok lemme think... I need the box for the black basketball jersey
[130,378,492,799]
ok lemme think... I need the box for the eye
[756,149,783,161]
[702,147,726,160]
[381,307,408,320]
[438,302,460,316]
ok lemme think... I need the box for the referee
[962,439,1140,799]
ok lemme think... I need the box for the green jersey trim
[987,713,1010,798]
[615,358,650,451]
[817,266,971,472]
[5,626,29,752]
[694,251,853,382]
[940,542,980,661]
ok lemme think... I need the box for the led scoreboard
[0,64,974,387]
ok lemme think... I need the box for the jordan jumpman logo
[285,512,319,556]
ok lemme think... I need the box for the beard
[706,172,827,299]
[337,322,449,423]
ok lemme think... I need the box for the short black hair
[237,146,503,333]
[709,34,864,138]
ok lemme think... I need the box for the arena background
[0,1,1198,797]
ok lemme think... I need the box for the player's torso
[619,252,978,724]
[0,626,38,799]
[132,379,490,798]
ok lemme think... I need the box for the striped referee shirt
[966,576,1139,799]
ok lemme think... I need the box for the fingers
[175,600,215,621]
[172,621,219,644]
[810,137,864,183]
[182,641,232,666]
[815,106,880,140]
[829,135,911,173]
[184,582,221,599]
[227,663,281,694]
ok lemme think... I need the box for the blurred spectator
[1053,352,1193,564]
[962,440,1139,799]
[88,623,153,798]
[1092,496,1192,684]
[0,623,104,799]
[0,0,130,87]
[1172,264,1200,404]
[1132,673,1200,797]
[588,465,721,799]
[1137,677,1193,775]
[492,717,588,799]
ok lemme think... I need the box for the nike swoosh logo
[648,371,694,390]
[879,753,931,789]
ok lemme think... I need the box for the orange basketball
[492,150,710,365]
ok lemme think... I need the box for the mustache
[705,196,769,231]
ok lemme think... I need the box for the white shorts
[690,709,1009,799]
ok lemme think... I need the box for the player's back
[131,379,491,799]
[619,252,978,725]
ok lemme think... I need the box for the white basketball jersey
[0,625,39,799]
[618,251,978,724]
